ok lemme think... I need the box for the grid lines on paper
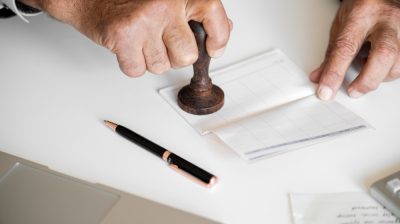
[212,65,367,158]
[221,97,367,157]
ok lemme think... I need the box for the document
[159,49,370,161]
[290,192,400,224]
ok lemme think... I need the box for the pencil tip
[104,120,118,131]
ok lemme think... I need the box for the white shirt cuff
[2,0,41,23]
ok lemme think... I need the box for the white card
[290,193,400,224]
[159,49,369,160]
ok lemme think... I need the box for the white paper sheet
[159,49,369,160]
[290,193,400,224]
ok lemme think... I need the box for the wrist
[20,0,84,27]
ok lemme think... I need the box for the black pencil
[104,120,217,188]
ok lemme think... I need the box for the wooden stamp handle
[177,21,224,115]
[189,21,212,93]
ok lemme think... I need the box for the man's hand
[310,0,400,100]
[21,0,232,77]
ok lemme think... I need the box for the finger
[143,38,171,75]
[310,64,324,83]
[228,18,234,31]
[348,25,399,97]
[202,1,231,58]
[163,21,198,68]
[311,12,340,85]
[317,20,369,100]
[115,46,146,78]
[324,12,342,61]
[188,0,231,58]
[385,55,400,82]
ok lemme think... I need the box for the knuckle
[104,20,130,40]
[164,27,187,48]
[374,41,398,58]
[173,52,198,68]
[334,36,359,58]
[386,70,400,81]
[163,27,198,67]
[148,59,170,74]
[358,80,379,92]
[324,70,344,82]
[325,43,334,58]
[206,0,223,12]
[212,33,229,48]
[147,48,167,62]
[120,62,146,78]
[103,15,145,43]
[102,25,132,52]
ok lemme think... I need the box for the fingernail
[349,90,364,98]
[211,47,226,58]
[317,85,333,101]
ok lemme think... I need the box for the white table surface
[2,1,400,223]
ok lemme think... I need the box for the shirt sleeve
[1,0,41,22]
